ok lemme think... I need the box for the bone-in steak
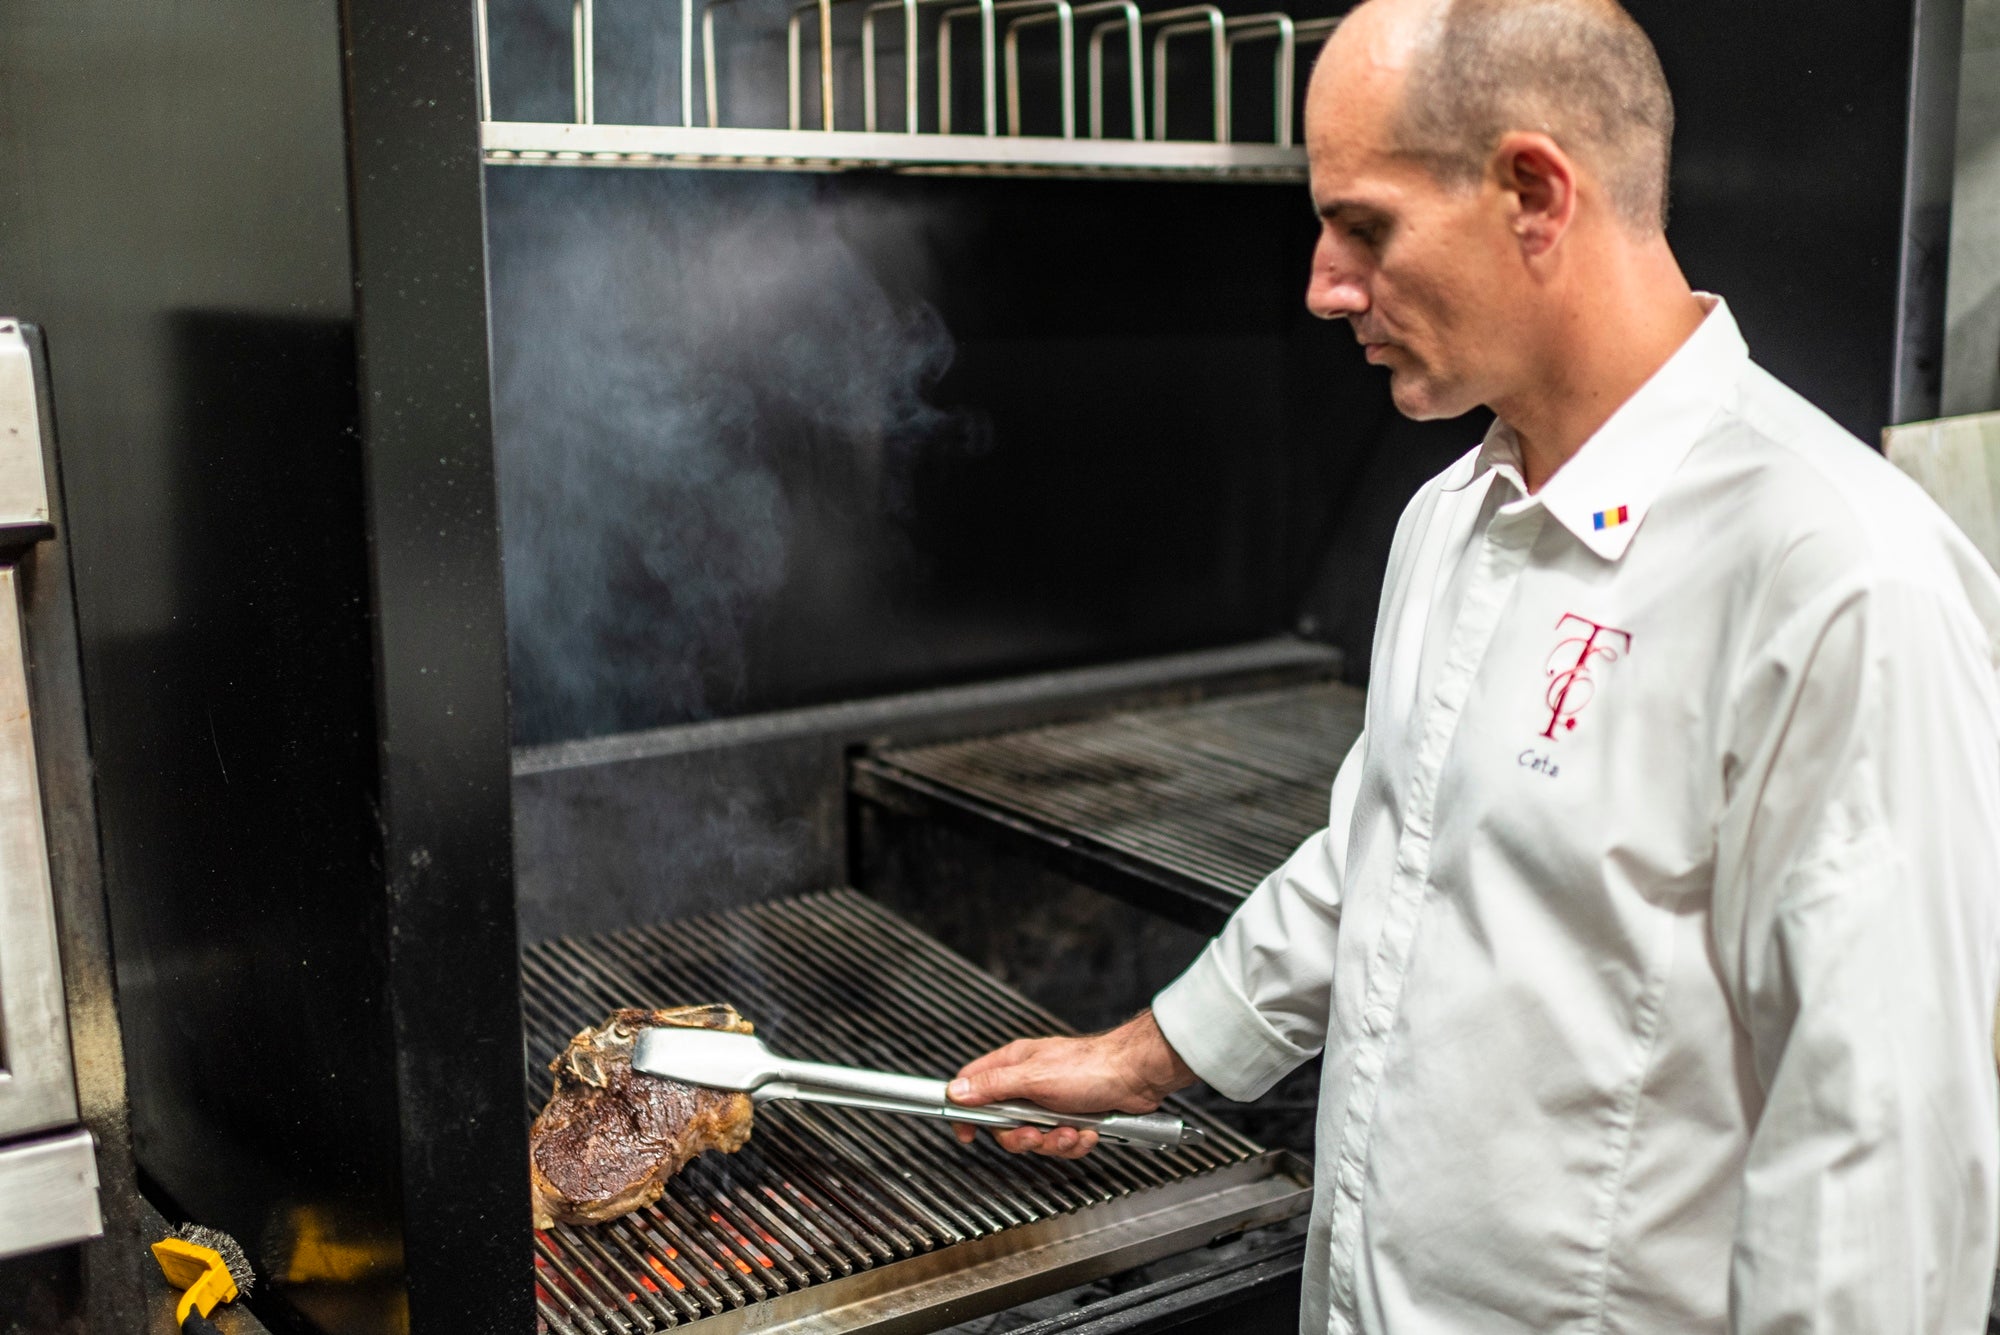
[530,1004,755,1229]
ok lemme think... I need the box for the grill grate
[521,890,1283,1333]
[853,683,1364,928]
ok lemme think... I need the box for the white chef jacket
[1153,297,2000,1334]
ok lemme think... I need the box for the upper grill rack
[522,889,1299,1333]
[477,0,1337,177]
[852,681,1364,931]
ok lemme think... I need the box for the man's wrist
[1115,1009,1197,1104]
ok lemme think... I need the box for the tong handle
[774,1056,954,1107]
[759,1082,1023,1129]
[978,1100,1196,1149]
[764,1060,1197,1148]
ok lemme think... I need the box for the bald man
[946,0,2000,1331]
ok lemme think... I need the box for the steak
[530,1004,756,1229]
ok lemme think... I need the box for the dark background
[487,167,1424,745]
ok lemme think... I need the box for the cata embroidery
[1541,613,1632,740]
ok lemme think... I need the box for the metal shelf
[473,0,1330,181]
[481,120,1307,179]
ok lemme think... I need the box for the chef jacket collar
[1441,294,1748,561]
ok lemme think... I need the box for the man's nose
[1306,239,1368,321]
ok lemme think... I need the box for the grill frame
[669,1158,1305,1335]
[523,890,1309,1333]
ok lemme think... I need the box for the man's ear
[1492,131,1577,258]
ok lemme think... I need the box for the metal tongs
[633,1028,1204,1150]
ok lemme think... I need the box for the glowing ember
[706,1209,776,1268]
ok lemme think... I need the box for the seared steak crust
[530,1005,755,1229]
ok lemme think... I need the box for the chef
[946,0,2000,1330]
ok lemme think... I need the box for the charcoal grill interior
[853,682,1365,932]
[520,890,1309,1333]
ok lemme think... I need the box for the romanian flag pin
[1592,504,1631,532]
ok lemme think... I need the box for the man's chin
[1387,371,1460,422]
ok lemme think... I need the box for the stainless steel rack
[477,0,1334,177]
[853,681,1365,931]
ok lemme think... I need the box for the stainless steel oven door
[0,320,101,1258]
[0,560,76,1141]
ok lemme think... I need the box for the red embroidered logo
[1541,613,1632,740]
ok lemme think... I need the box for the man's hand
[946,1009,1197,1159]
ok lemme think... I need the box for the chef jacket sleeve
[1713,572,2000,1334]
[1150,728,1365,1101]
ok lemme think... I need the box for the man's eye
[1347,224,1380,246]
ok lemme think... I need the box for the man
[946,0,2000,1330]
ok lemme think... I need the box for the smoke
[486,167,964,744]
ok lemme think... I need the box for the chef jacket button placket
[1331,1191,1359,1240]
[1355,1046,1384,1082]
[1324,509,1538,1335]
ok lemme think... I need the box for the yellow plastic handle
[151,1237,238,1323]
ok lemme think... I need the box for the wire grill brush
[152,1221,255,1332]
